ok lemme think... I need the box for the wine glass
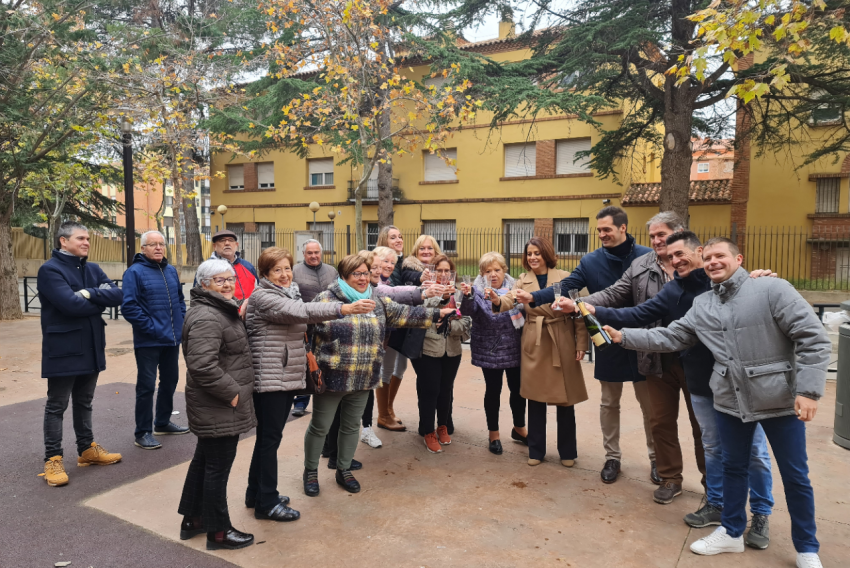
[426,264,436,285]
[568,289,580,301]
[552,282,562,311]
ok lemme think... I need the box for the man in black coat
[37,222,124,487]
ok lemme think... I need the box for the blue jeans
[134,346,180,438]
[293,395,310,410]
[715,411,818,553]
[690,394,773,515]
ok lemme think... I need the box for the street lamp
[217,204,228,230]
[122,119,135,268]
[327,210,336,221]
[309,201,320,230]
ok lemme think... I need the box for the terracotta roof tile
[622,179,732,205]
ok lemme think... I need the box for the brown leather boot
[387,375,405,426]
[376,384,405,431]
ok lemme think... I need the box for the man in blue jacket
[519,206,656,485]
[122,230,189,450]
[38,222,124,487]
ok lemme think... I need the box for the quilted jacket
[460,274,522,369]
[292,261,338,303]
[121,253,186,348]
[311,281,441,392]
[246,278,342,393]
[182,287,256,438]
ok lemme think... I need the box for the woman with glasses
[302,253,453,497]
[177,259,255,550]
[243,247,372,523]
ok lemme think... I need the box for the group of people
[35,209,830,567]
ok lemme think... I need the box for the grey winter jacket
[292,261,338,303]
[621,268,830,422]
[420,295,471,358]
[246,278,342,393]
[584,251,667,376]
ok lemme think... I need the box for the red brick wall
[842,153,850,175]
[810,219,850,279]
[536,140,556,177]
[243,163,258,191]
[534,218,554,240]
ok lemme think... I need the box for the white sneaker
[797,553,824,568]
[690,526,745,556]
[360,426,382,448]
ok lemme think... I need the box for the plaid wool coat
[311,281,441,392]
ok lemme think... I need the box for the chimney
[498,20,515,40]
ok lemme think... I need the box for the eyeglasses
[143,243,166,249]
[217,238,237,244]
[212,277,236,285]
[351,271,370,278]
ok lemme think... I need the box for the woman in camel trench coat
[498,237,589,467]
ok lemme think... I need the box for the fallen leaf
[55,562,72,567]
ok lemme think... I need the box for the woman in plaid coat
[302,253,453,496]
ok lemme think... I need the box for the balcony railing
[347,179,401,201]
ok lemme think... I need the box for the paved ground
[1,317,849,568]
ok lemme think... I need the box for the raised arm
[87,265,123,307]
[37,265,105,318]
[530,262,587,307]
[251,291,341,325]
[592,284,673,329]
[385,300,441,329]
[376,283,424,305]
[617,308,700,353]
[183,318,240,404]
[583,264,636,308]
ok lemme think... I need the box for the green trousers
[304,390,371,471]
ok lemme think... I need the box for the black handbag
[291,333,326,396]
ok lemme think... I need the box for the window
[424,220,456,253]
[309,158,334,186]
[556,139,591,175]
[504,143,536,177]
[811,89,842,125]
[424,149,457,182]
[258,163,275,188]
[697,162,710,174]
[165,196,173,208]
[816,178,840,213]
[555,218,590,254]
[258,223,275,249]
[502,219,535,256]
[313,222,336,254]
[228,165,244,190]
[366,223,379,250]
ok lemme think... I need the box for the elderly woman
[408,254,471,454]
[244,247,371,523]
[178,259,255,550]
[498,238,589,467]
[303,253,453,496]
[459,252,526,455]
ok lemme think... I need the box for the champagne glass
[426,264,436,285]
[568,289,580,301]
[552,282,563,311]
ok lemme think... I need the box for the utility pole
[122,119,135,268]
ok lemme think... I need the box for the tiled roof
[622,179,733,205]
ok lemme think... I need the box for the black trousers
[527,400,577,461]
[482,367,525,432]
[44,373,99,460]
[324,390,375,458]
[412,354,462,437]
[246,391,294,511]
[178,435,239,533]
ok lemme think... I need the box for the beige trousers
[599,380,656,462]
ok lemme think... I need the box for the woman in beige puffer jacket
[243,247,372,521]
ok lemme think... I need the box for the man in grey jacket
[604,237,829,568]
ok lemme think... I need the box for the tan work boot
[77,442,122,467]
[386,375,404,426]
[40,456,69,487]
[376,383,405,432]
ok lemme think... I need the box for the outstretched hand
[341,299,375,316]
[514,289,534,304]
[602,325,622,344]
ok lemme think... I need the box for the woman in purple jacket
[460,252,527,455]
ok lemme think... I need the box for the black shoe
[327,456,362,470]
[684,502,723,528]
[653,481,683,504]
[179,516,204,540]
[303,468,320,497]
[292,406,307,417]
[245,493,290,509]
[255,502,301,522]
[206,528,254,550]
[745,514,770,550]
[489,440,503,455]
[510,428,528,446]
[154,422,190,435]
[335,469,361,493]
[134,433,162,450]
[650,460,662,485]
[601,459,621,484]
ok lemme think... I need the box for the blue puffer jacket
[122,253,186,348]
[460,275,522,369]
[530,234,652,382]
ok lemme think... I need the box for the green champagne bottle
[576,298,612,351]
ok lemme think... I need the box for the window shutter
[228,165,244,190]
[309,158,333,175]
[258,163,275,188]
[423,220,457,253]
[816,178,840,213]
[555,139,591,175]
[424,149,458,181]
[504,144,536,177]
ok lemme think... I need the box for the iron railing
[346,179,402,201]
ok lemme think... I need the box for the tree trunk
[169,147,184,269]
[377,110,394,229]
[0,195,23,320]
[658,82,694,223]
[355,181,364,252]
[181,150,203,266]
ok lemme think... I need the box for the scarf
[337,277,373,302]
[272,279,301,301]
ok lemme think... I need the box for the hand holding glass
[552,283,562,311]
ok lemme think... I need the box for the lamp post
[309,201,320,230]
[327,210,336,222]
[217,204,228,231]
[122,119,135,268]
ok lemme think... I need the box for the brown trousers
[647,359,706,485]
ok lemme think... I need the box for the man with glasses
[122,231,189,450]
[202,229,258,305]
